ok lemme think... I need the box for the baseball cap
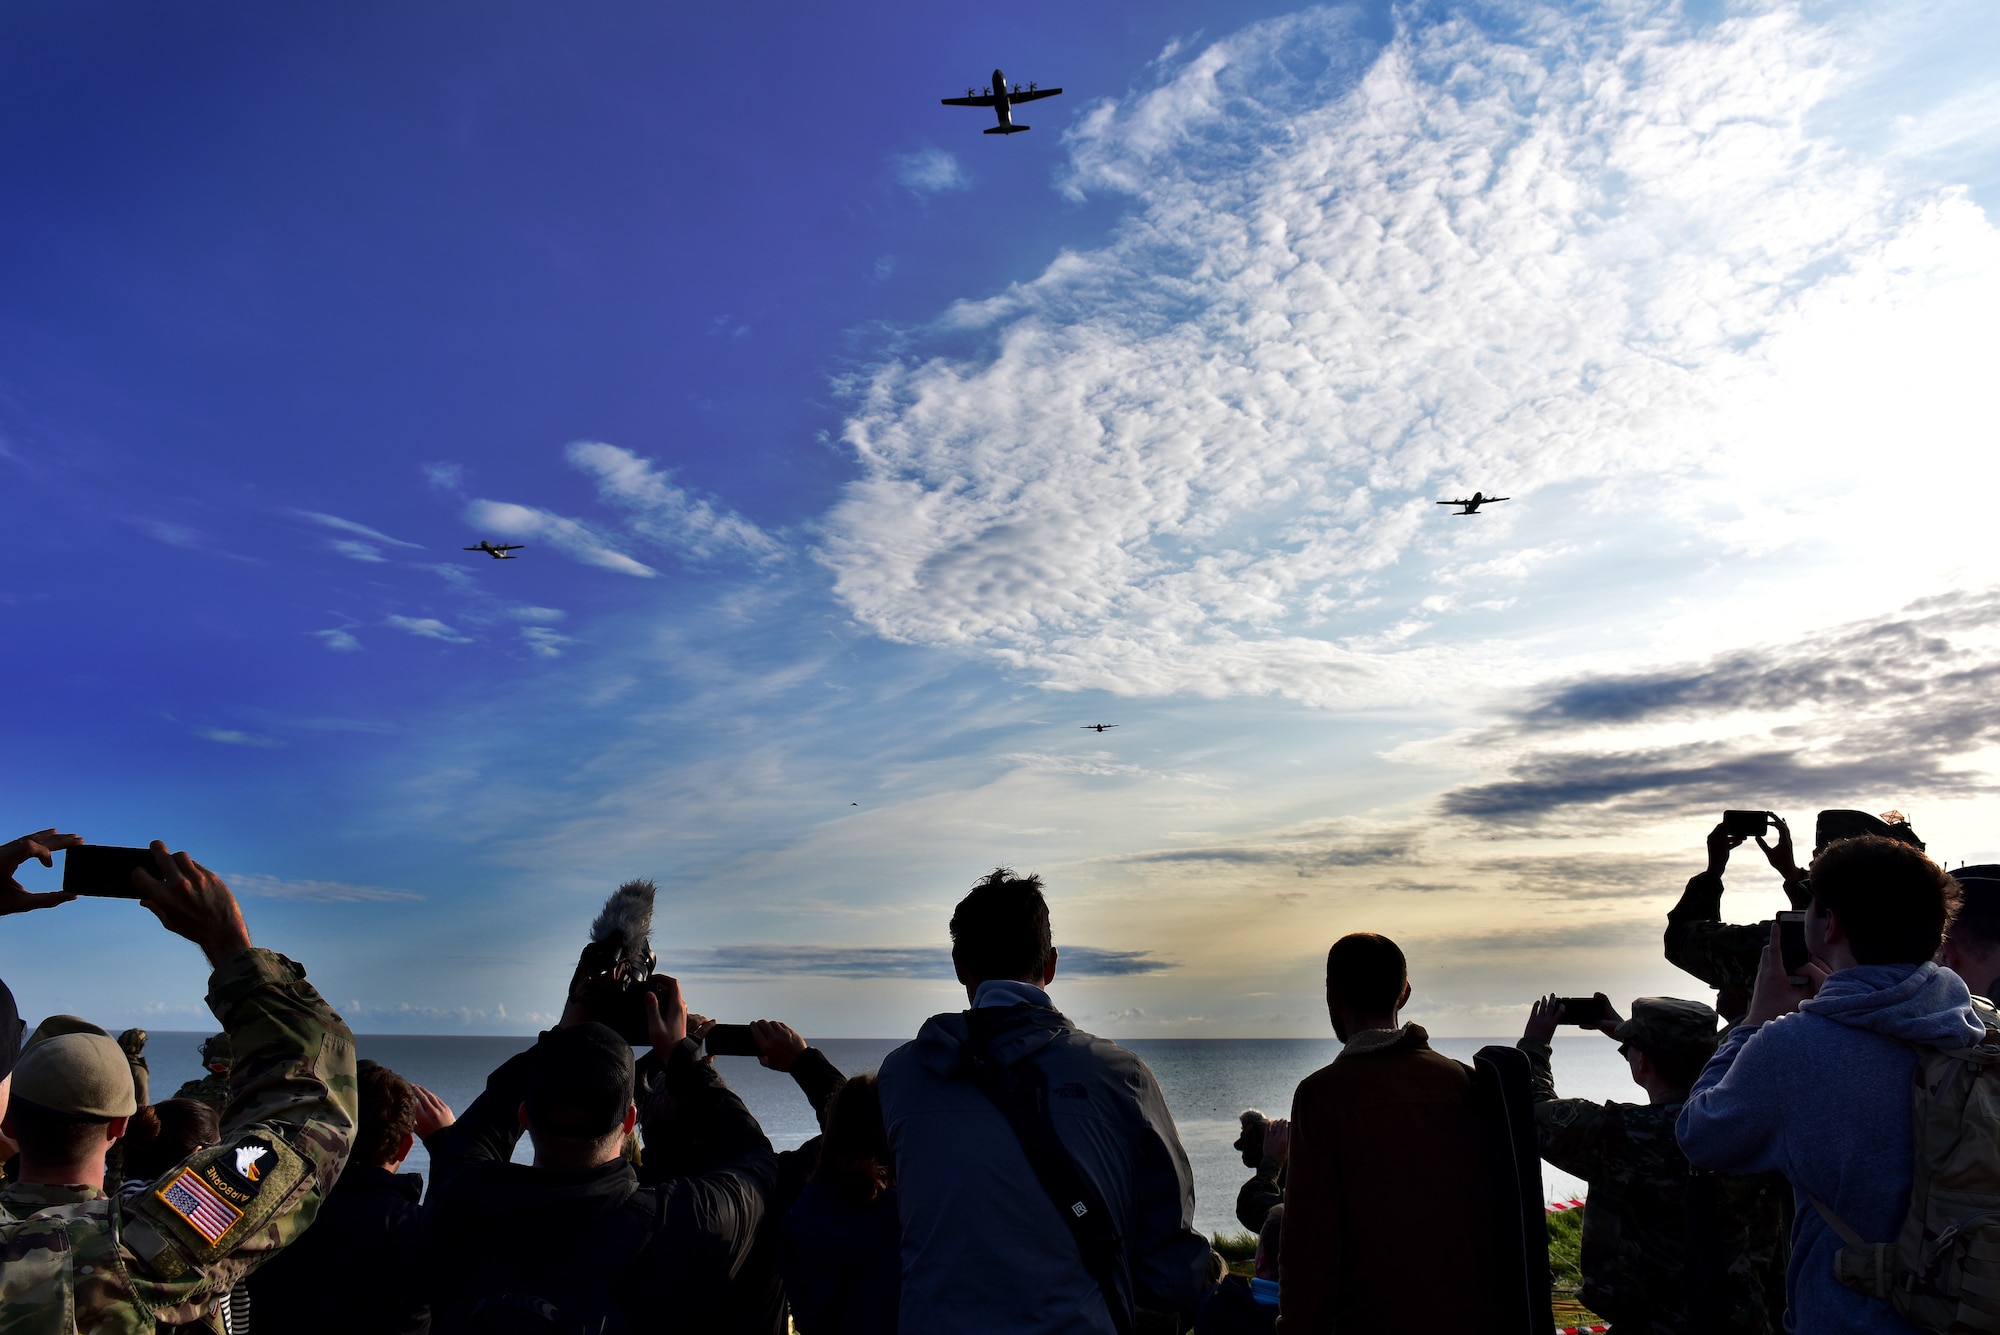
[10,1030,138,1119]
[525,1022,633,1139]
[1614,997,1721,1058]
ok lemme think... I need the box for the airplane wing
[1435,500,1470,506]
[1007,87,1063,104]
[1488,497,1510,503]
[495,544,523,551]
[941,95,999,107]
[463,545,485,551]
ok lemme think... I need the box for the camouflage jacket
[1519,1038,1783,1335]
[1663,871,1812,1000]
[171,1072,232,1116]
[0,948,357,1334]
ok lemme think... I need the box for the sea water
[146,1032,1636,1237]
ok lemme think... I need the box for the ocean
[146,1031,1636,1237]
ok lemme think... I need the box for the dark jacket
[1278,1023,1504,1334]
[1235,1159,1284,1236]
[247,1162,429,1335]
[1196,1276,1279,1335]
[781,1180,901,1334]
[422,1032,777,1334]
[878,1000,1210,1335]
[1664,870,1812,1000]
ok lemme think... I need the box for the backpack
[1809,995,2000,1333]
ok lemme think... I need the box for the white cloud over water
[821,1,2000,706]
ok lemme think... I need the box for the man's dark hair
[525,1022,633,1141]
[1641,1046,1711,1093]
[949,867,1053,986]
[122,1097,221,1182]
[1948,866,2000,947]
[355,1059,420,1168]
[1810,835,1958,965]
[1325,933,1408,1013]
[4,1097,114,1163]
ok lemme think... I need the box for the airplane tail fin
[984,125,1031,134]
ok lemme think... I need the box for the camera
[566,879,670,1046]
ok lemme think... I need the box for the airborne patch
[158,1167,244,1245]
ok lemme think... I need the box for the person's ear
[397,1131,416,1162]
[1397,979,1412,1010]
[1042,948,1059,987]
[1822,906,1849,946]
[952,950,975,990]
[622,1104,637,1135]
[105,1115,129,1145]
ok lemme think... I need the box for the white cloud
[385,615,473,643]
[295,511,422,550]
[820,2,2000,707]
[199,728,283,748]
[464,498,657,578]
[565,441,780,562]
[894,146,970,194]
[510,606,565,622]
[520,626,573,658]
[312,628,362,652]
[423,462,465,492]
[228,872,422,903]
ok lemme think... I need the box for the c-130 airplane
[941,69,1063,135]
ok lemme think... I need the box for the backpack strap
[961,1006,1136,1335]
[1806,1193,1896,1299]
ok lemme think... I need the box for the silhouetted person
[1279,933,1503,1334]
[781,1073,901,1334]
[1939,865,2000,999]
[1197,1204,1281,1334]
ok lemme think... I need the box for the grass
[1211,1230,1259,1263]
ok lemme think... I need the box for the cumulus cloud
[464,498,656,578]
[385,615,473,643]
[893,146,970,194]
[565,442,779,563]
[820,2,2000,706]
[229,872,422,903]
[1440,590,2000,825]
[678,943,1173,978]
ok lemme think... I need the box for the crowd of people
[2,808,1998,1335]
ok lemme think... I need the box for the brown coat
[1277,1023,1504,1334]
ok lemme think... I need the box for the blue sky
[5,0,2000,1036]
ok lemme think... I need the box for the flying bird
[464,541,524,559]
[1435,492,1510,515]
[1080,723,1118,733]
[941,69,1062,135]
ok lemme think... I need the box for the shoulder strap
[961,1006,1135,1335]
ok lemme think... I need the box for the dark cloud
[678,943,1172,979]
[1472,854,1691,900]
[1118,842,1409,873]
[1445,591,2000,826]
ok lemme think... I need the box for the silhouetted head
[355,1059,420,1171]
[1941,865,2000,997]
[1324,933,1410,1041]
[121,1097,220,1183]
[812,1073,892,1205]
[1809,836,1956,966]
[522,1022,635,1169]
[950,867,1055,992]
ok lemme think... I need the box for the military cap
[1816,808,1924,853]
[0,976,21,1082]
[25,1013,114,1047]
[11,1029,139,1118]
[200,1031,232,1065]
[1614,997,1720,1058]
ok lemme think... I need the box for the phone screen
[703,1023,759,1057]
[1777,911,1810,981]
[61,845,157,899]
[1723,809,1770,837]
[1555,996,1606,1027]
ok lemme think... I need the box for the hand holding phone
[1723,810,1771,838]
[703,1023,760,1057]
[3,830,84,917]
[62,845,159,899]
[1776,910,1810,984]
[1555,996,1609,1027]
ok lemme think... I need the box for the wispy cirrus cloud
[229,872,422,904]
[678,943,1173,979]
[892,146,970,194]
[385,615,473,644]
[565,442,779,563]
[199,727,284,748]
[294,511,423,563]
[464,499,656,578]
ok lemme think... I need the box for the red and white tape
[1544,1196,1586,1214]
[1556,1325,1609,1334]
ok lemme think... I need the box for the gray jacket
[879,1001,1211,1334]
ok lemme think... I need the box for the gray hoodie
[878,996,1211,1334]
[1677,962,1985,1334]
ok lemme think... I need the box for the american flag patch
[158,1167,243,1244]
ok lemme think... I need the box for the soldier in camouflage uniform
[173,1032,233,1114]
[0,835,358,1334]
[117,1027,149,1109]
[1519,994,1784,1335]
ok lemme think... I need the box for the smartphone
[1777,910,1810,984]
[1555,996,1608,1027]
[1723,809,1770,837]
[703,1023,759,1057]
[61,845,159,899]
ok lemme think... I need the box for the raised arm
[117,845,359,1316]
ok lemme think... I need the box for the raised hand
[410,1084,457,1140]
[1755,813,1804,881]
[1706,821,1744,877]
[1524,993,1566,1043]
[132,842,251,965]
[0,829,82,917]
[642,975,688,1052]
[750,1019,807,1072]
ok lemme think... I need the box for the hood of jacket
[906,1001,1071,1076]
[1799,961,1985,1047]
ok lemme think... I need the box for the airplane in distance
[942,69,1062,135]
[464,541,524,559]
[1436,492,1511,515]
[1080,723,1118,733]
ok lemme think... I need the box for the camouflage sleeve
[1664,872,1767,997]
[1517,1037,1615,1179]
[117,947,358,1321]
